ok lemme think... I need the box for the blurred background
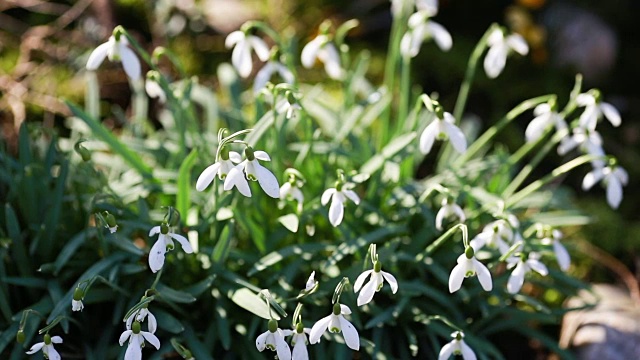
[1,0,638,357]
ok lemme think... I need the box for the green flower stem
[453,94,554,167]
[122,296,155,322]
[417,223,468,260]
[452,23,499,123]
[85,72,100,119]
[242,21,282,46]
[397,55,412,133]
[506,154,600,208]
[152,47,187,79]
[422,315,463,332]
[150,266,164,291]
[502,129,566,197]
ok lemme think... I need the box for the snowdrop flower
[119,321,161,360]
[148,223,194,273]
[86,31,141,82]
[439,331,476,360]
[254,60,295,94]
[483,28,528,79]
[72,286,84,312]
[309,303,359,351]
[256,319,291,360]
[196,148,242,191]
[353,260,398,306]
[305,271,317,292]
[469,219,515,255]
[400,11,452,57]
[276,95,302,120]
[525,101,567,143]
[435,198,466,231]
[280,177,304,213]
[541,229,570,272]
[104,212,118,233]
[289,322,312,360]
[301,34,343,80]
[506,252,548,294]
[145,78,166,103]
[126,307,158,334]
[224,147,280,198]
[225,30,270,78]
[321,181,360,227]
[419,110,467,155]
[26,334,63,360]
[449,247,492,293]
[576,91,621,131]
[557,127,605,167]
[582,162,628,209]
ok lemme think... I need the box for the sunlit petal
[86,42,110,70]
[254,162,280,198]
[381,271,399,293]
[357,277,377,306]
[196,162,222,191]
[448,263,465,293]
[600,102,621,127]
[507,262,526,294]
[339,316,360,351]
[353,269,373,292]
[427,21,452,51]
[120,46,141,82]
[309,315,332,344]
[473,259,493,291]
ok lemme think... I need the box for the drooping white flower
[469,219,516,255]
[148,223,194,273]
[195,149,242,191]
[254,61,295,93]
[301,35,343,80]
[26,334,63,360]
[448,248,492,293]
[86,33,141,82]
[353,260,398,306]
[439,331,476,360]
[289,324,312,360]
[483,28,528,79]
[119,321,161,360]
[280,180,304,213]
[256,320,292,360]
[435,199,466,231]
[321,182,360,227]
[126,308,158,334]
[72,299,84,312]
[309,303,359,351]
[576,92,621,131]
[419,111,467,155]
[276,97,302,120]
[557,127,606,167]
[305,271,317,292]
[225,30,270,78]
[582,163,628,209]
[224,147,280,198]
[506,252,548,294]
[400,11,452,57]
[145,78,166,103]
[525,103,567,143]
[72,286,84,312]
[541,229,570,272]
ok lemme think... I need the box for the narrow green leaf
[183,275,216,298]
[245,111,274,147]
[53,229,92,275]
[212,220,234,263]
[66,100,153,178]
[39,160,68,257]
[154,308,184,334]
[248,243,333,276]
[360,132,417,175]
[183,324,214,360]
[156,283,197,304]
[5,204,31,277]
[177,149,198,218]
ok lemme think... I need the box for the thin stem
[397,55,412,133]
[417,223,468,260]
[150,267,164,290]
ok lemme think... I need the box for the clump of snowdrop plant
[10,3,629,359]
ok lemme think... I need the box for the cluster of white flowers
[119,307,161,360]
[400,0,452,57]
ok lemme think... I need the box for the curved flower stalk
[309,303,359,351]
[224,147,280,198]
[195,148,243,192]
[541,229,570,272]
[469,218,517,255]
[439,331,476,360]
[321,179,360,227]
[119,321,160,360]
[353,257,398,306]
[419,108,467,155]
[148,222,194,273]
[483,28,528,79]
[435,198,466,231]
[400,10,452,57]
[582,161,628,209]
[26,334,63,360]
[225,30,270,78]
[256,319,292,360]
[525,101,567,143]
[86,28,141,82]
[301,30,343,80]
[576,90,621,131]
[506,251,548,294]
[449,247,492,293]
[254,60,295,94]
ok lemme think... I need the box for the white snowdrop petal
[448,263,466,293]
[328,196,344,227]
[419,122,438,154]
[527,259,548,276]
[474,259,493,291]
[578,106,598,130]
[225,31,245,48]
[486,28,504,46]
[484,44,507,78]
[507,262,526,294]
[435,207,446,230]
[256,331,269,351]
[506,34,529,55]
[254,162,280,198]
[224,165,252,197]
[301,38,322,68]
[357,277,378,306]
[606,175,623,209]
[400,32,415,58]
[275,332,293,360]
[338,316,360,351]
[253,150,271,161]
[575,93,594,106]
[453,205,466,222]
[86,42,110,70]
[277,64,295,84]
[343,189,360,205]
[228,151,243,163]
[120,46,141,82]
[149,238,167,273]
[381,271,399,294]
[353,269,373,292]
[461,340,477,360]
[438,342,455,360]
[196,162,222,191]
[340,304,352,315]
[582,168,604,190]
[46,345,61,360]
[147,312,158,334]
[119,330,133,346]
[253,62,275,93]
[444,122,467,153]
[250,36,270,61]
[292,338,309,360]
[600,102,621,127]
[615,167,629,185]
[125,336,142,360]
[51,336,63,344]
[279,182,292,199]
[170,233,194,253]
[26,342,45,354]
[525,114,551,142]
[142,331,161,349]
[427,21,452,51]
[232,43,252,78]
[309,315,332,344]
[320,188,336,205]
